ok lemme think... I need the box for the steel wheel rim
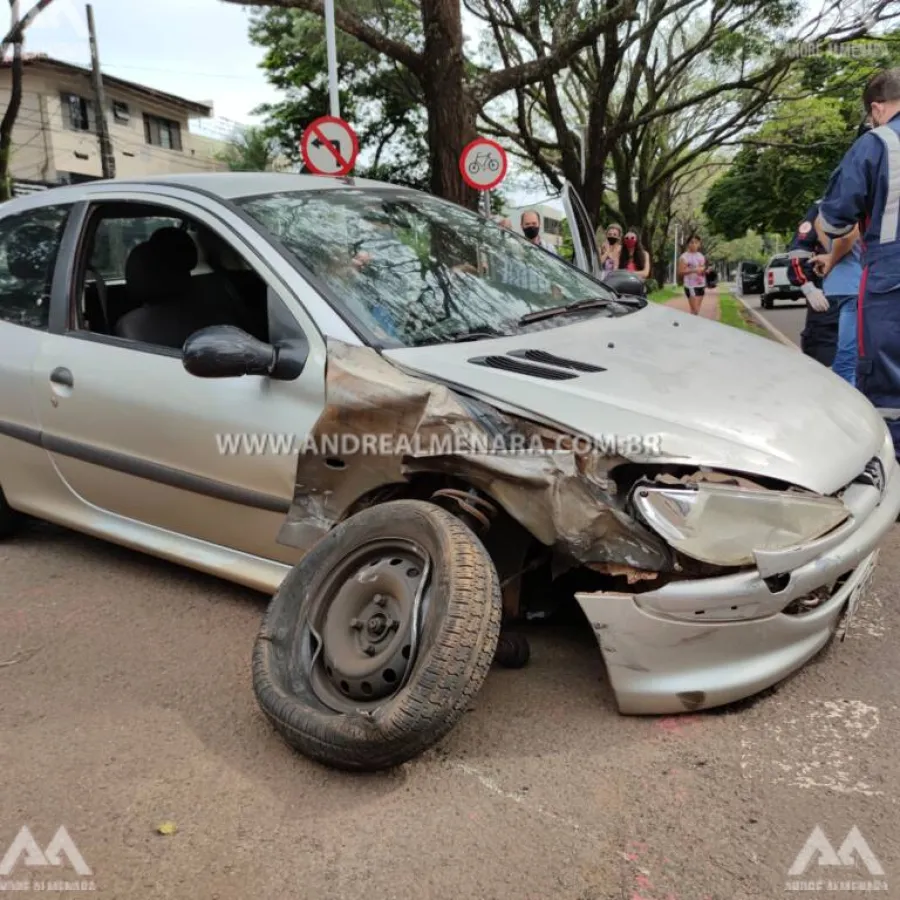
[305,538,431,713]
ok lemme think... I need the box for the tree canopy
[703,34,900,237]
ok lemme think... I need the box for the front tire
[252,500,502,772]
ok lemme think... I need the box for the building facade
[0,54,229,192]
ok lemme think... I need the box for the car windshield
[234,188,626,348]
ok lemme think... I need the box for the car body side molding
[0,420,291,514]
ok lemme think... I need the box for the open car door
[561,181,601,278]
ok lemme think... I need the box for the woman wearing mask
[617,227,651,278]
[678,234,708,315]
[599,223,623,276]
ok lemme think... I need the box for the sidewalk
[664,287,721,321]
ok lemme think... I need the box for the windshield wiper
[518,296,612,325]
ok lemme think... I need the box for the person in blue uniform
[787,201,838,366]
[810,122,872,387]
[817,68,900,459]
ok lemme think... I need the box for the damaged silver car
[0,173,897,771]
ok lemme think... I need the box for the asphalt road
[741,291,807,346]
[3,303,899,897]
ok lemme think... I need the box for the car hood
[383,303,885,494]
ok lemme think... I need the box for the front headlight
[632,483,850,567]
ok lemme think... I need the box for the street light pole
[324,0,340,118]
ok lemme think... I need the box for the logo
[0,826,96,892]
[786,826,888,892]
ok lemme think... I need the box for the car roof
[0,172,410,214]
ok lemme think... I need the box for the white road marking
[453,762,599,838]
[741,700,883,796]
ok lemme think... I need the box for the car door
[561,181,602,277]
[32,190,328,564]
[0,200,76,517]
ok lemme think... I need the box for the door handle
[50,367,74,388]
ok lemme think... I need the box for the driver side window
[72,202,280,353]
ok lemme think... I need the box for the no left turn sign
[300,115,360,177]
[459,137,508,191]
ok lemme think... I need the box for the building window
[543,218,561,236]
[61,93,93,131]
[112,101,130,123]
[143,114,182,151]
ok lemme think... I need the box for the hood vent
[467,354,578,380]
[507,349,606,373]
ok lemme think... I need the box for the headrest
[194,226,244,271]
[149,226,198,272]
[7,224,57,280]
[125,237,192,306]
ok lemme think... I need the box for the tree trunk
[421,0,478,208]
[0,40,23,202]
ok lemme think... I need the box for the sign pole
[324,0,340,118]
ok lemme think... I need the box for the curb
[733,293,798,349]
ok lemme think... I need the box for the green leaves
[249,5,427,185]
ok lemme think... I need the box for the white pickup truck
[762,254,804,309]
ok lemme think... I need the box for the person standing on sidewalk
[817,67,900,460]
[677,234,707,315]
[617,227,651,278]
[599,223,623,276]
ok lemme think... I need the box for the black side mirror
[182,325,308,381]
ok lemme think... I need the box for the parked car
[762,254,804,308]
[736,260,764,296]
[1,173,897,772]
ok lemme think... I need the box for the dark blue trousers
[857,290,900,460]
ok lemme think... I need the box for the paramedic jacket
[819,112,900,452]
[787,200,839,366]
[787,201,827,290]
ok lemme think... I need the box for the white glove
[800,281,829,312]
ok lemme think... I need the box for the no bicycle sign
[300,116,360,177]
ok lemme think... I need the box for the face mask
[607,234,619,243]
[523,225,540,239]
[624,236,637,249]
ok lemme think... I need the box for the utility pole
[85,4,115,178]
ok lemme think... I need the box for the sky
[15,0,279,124]
[13,0,558,208]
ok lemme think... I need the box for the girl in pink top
[678,234,708,315]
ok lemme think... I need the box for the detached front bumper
[575,457,900,715]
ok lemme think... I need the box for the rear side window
[90,216,181,281]
[769,256,788,267]
[0,204,71,330]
